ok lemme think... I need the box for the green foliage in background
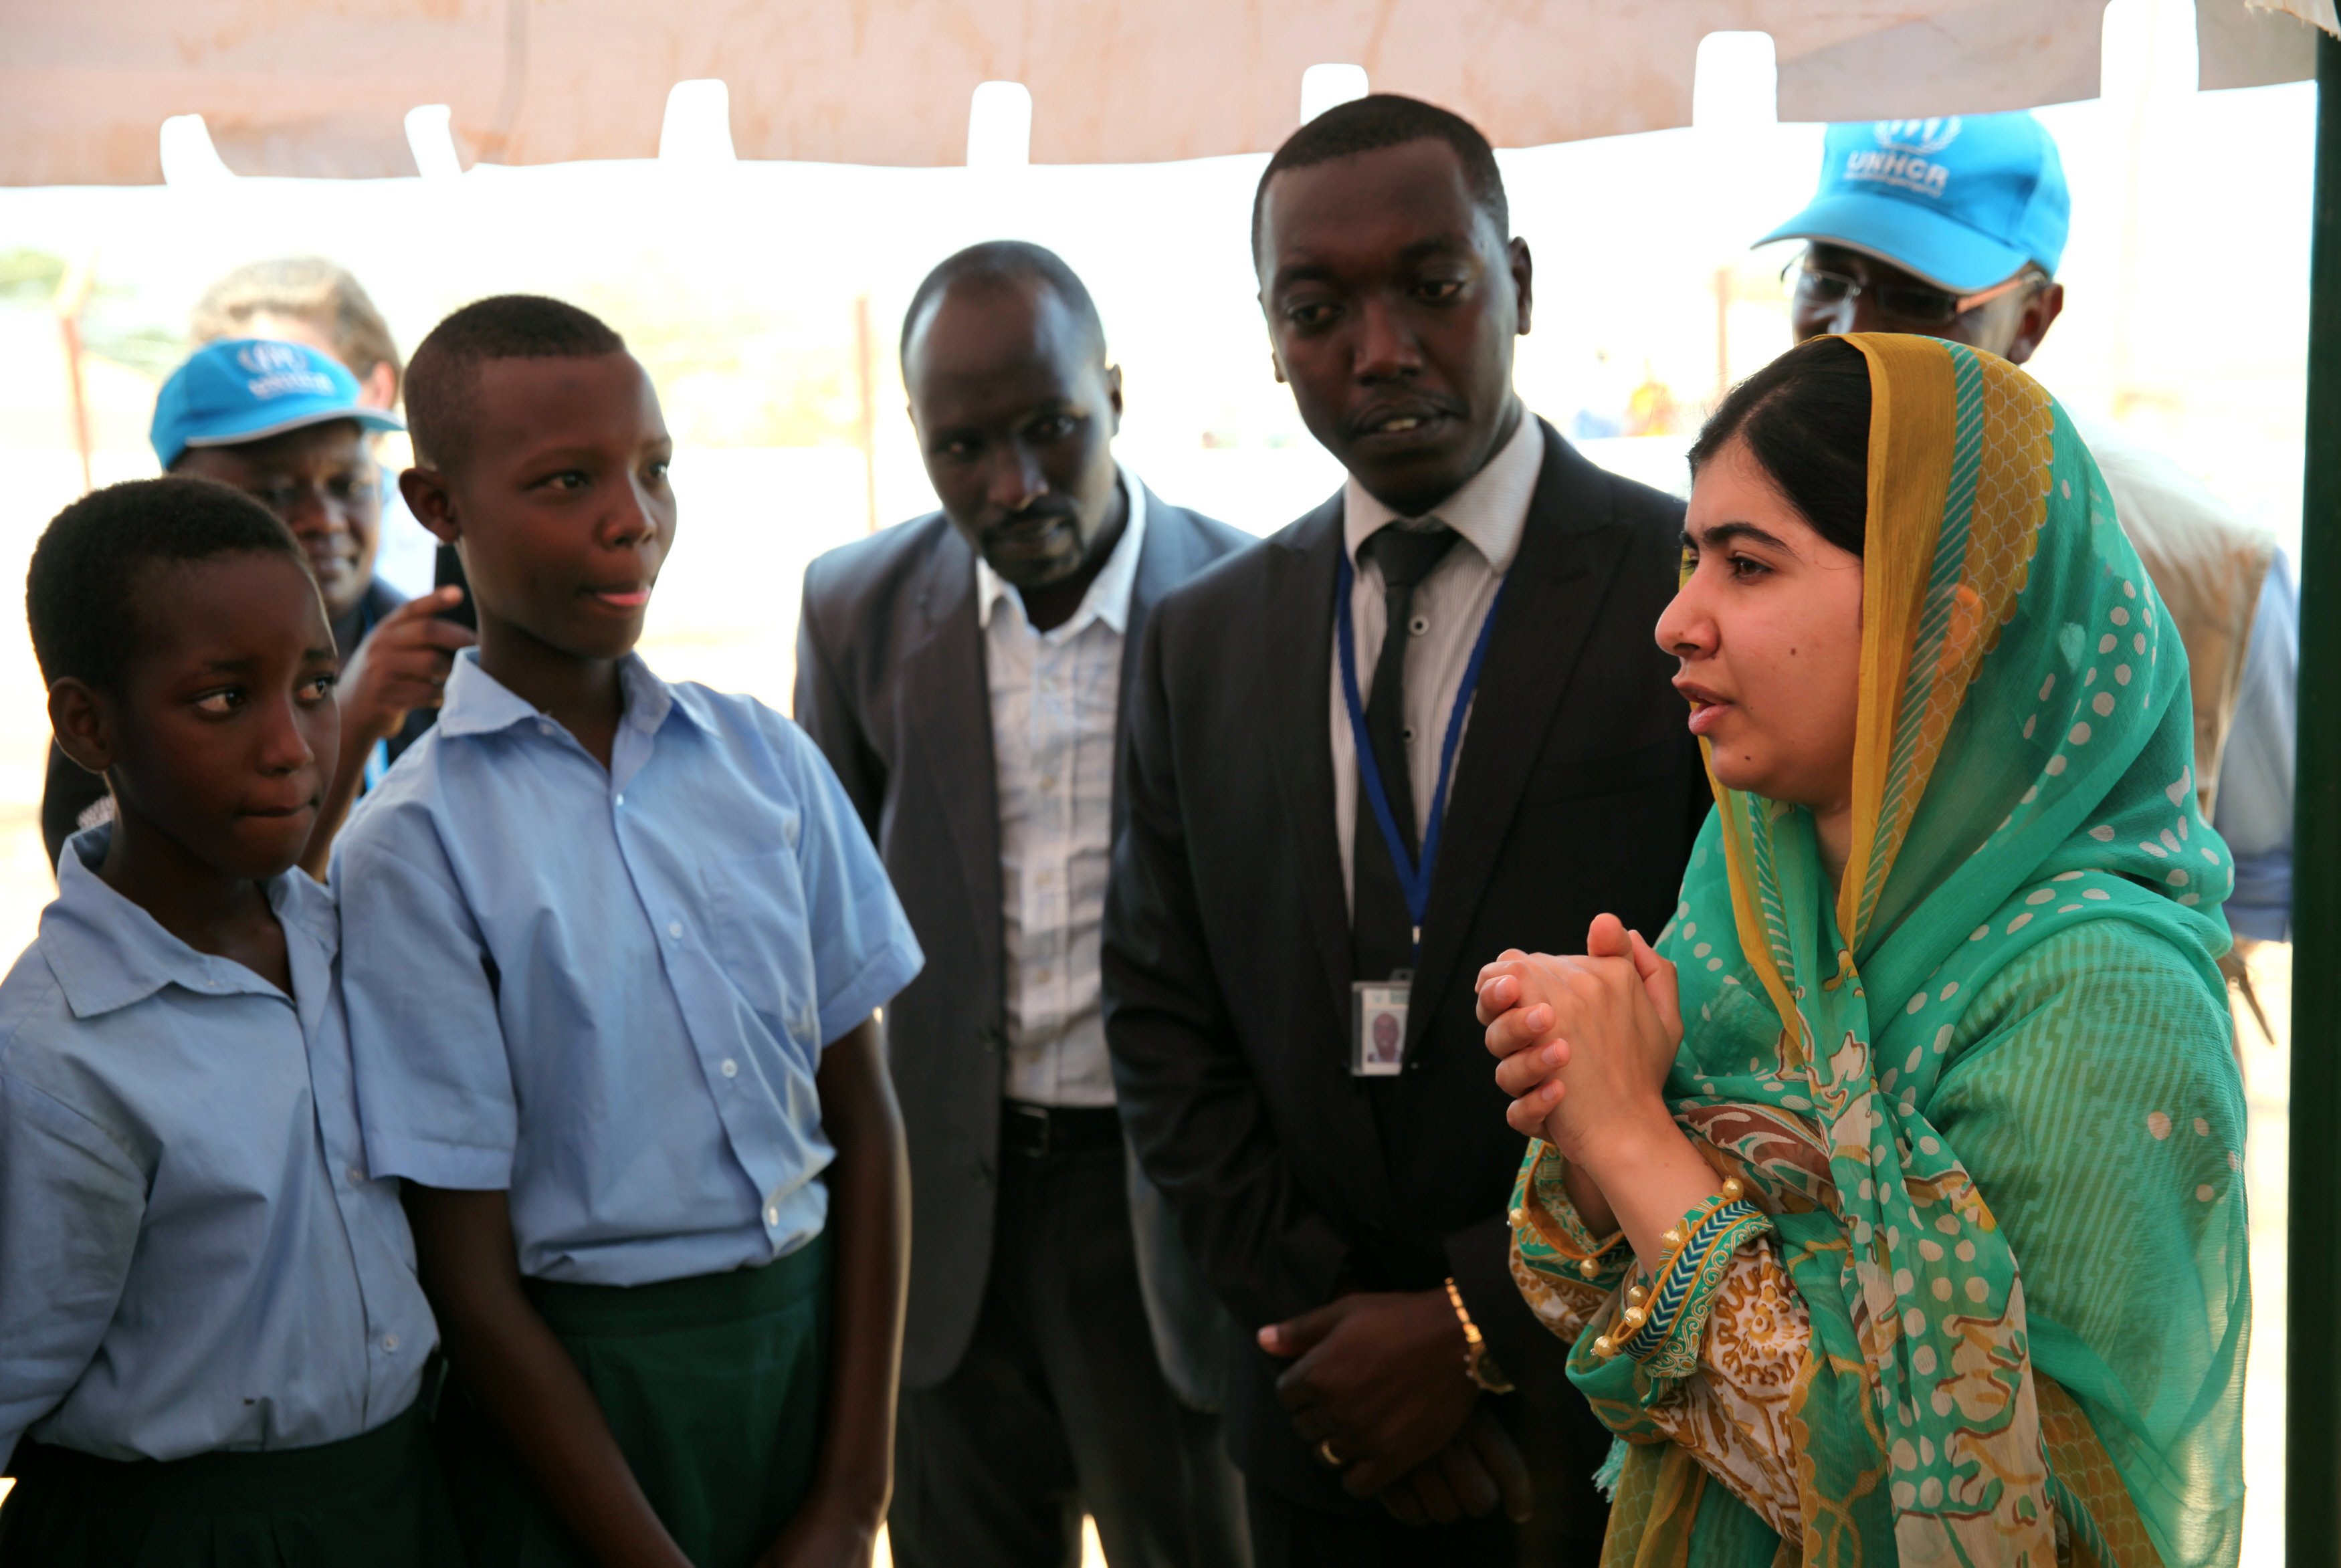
[0,249,68,304]
[77,323,186,379]
[1,249,184,378]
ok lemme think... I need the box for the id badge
[1350,973,1411,1077]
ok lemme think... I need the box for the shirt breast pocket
[702,841,819,1047]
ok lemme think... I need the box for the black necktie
[1352,523,1457,982]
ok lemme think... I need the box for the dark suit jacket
[1101,421,1711,1521]
[795,487,1252,1395]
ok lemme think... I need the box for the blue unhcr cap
[1756,112,2069,293]
[150,338,403,470]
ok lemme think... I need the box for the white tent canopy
[1,0,2328,185]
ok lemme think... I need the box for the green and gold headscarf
[1569,335,2248,1567]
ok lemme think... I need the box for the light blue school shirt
[332,651,923,1288]
[0,830,435,1465]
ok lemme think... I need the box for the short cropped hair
[405,295,626,472]
[191,257,404,403]
[899,241,1107,368]
[1251,94,1510,268]
[28,477,308,695]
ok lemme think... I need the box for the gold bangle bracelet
[1443,1276,1516,1393]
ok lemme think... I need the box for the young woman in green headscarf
[1477,332,2247,1567]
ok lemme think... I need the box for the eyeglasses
[241,467,383,521]
[1785,256,2037,328]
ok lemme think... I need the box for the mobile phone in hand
[433,544,477,631]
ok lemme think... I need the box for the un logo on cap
[235,341,306,375]
[1873,118,1963,156]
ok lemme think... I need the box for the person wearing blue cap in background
[187,256,443,601]
[41,337,477,879]
[1759,110,2300,954]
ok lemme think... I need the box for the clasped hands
[1475,913,1684,1167]
[1258,1289,1530,1524]
[1247,915,1684,1527]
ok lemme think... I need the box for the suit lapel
[900,532,1006,1000]
[1264,498,1401,1219]
[1114,488,1201,839]
[1407,425,1633,1044]
[1263,499,1355,1026]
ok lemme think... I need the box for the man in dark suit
[795,242,1251,1568]
[1101,96,1712,1567]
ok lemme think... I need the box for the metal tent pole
[2292,25,2341,1568]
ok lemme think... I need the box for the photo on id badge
[1352,976,1409,1077]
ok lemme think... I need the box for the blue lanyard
[1336,548,1506,960]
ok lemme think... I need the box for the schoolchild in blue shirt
[0,478,453,1567]
[331,296,923,1568]
[43,339,476,878]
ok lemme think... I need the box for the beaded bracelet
[1443,1277,1516,1393]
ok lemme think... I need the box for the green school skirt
[0,1397,460,1568]
[437,1230,831,1568]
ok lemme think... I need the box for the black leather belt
[1000,1099,1124,1158]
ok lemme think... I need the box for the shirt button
[783,819,800,849]
[1039,774,1058,792]
[765,1206,781,1227]
[536,719,554,736]
[348,1166,367,1186]
[668,921,685,940]
[1403,725,1418,746]
[381,1333,401,1353]
[1410,615,1430,637]
[614,793,625,806]
[1035,967,1052,984]
[720,1058,739,1078]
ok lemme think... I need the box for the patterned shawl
[1570,334,2249,1567]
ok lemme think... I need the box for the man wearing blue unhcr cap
[1760,110,2299,954]
[41,339,476,876]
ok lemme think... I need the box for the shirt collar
[39,826,337,1020]
[1341,407,1543,575]
[976,466,1149,639]
[435,648,696,742]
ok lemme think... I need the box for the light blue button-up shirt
[333,651,923,1287]
[0,831,435,1464]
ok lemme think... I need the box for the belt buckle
[1011,1101,1051,1158]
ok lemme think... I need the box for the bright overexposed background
[0,0,2304,1557]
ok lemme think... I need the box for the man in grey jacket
[795,241,1251,1568]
